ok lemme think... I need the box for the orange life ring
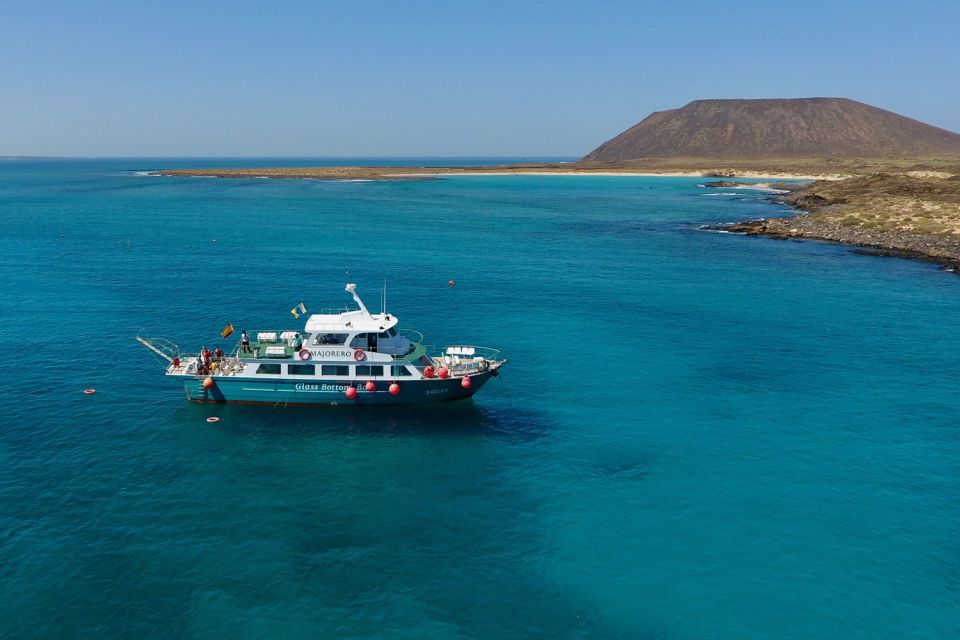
[353,349,366,362]
[298,349,311,361]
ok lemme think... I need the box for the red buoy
[461,376,472,389]
[423,366,435,378]
[449,279,455,287]
[202,377,215,389]
[345,386,358,399]
[365,380,376,392]
[438,367,449,379]
[389,383,400,396]
[82,389,96,395]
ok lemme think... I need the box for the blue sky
[1,0,958,156]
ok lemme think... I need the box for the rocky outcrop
[712,172,960,271]
[703,181,747,188]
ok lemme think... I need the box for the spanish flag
[220,323,235,339]
[290,302,307,319]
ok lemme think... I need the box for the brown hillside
[581,98,960,163]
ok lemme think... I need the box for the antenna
[382,277,387,314]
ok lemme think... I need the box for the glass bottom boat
[137,284,506,406]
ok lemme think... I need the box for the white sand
[905,170,955,179]
[384,170,847,180]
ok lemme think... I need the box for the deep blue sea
[2,158,959,639]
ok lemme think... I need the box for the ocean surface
[2,158,959,639]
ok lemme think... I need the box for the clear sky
[1,0,958,157]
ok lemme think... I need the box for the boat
[136,284,506,405]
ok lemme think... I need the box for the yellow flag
[220,323,234,338]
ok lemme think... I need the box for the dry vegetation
[724,166,960,266]
[789,172,960,236]
[158,156,960,181]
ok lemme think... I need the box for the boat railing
[183,355,246,376]
[245,329,304,343]
[427,345,503,375]
[399,328,425,344]
[136,335,181,360]
[442,345,501,360]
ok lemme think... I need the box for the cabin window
[315,333,348,345]
[387,327,398,337]
[322,365,350,376]
[256,364,281,375]
[392,365,412,377]
[288,364,315,376]
[356,365,384,376]
[350,333,380,352]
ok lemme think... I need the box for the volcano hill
[581,98,960,166]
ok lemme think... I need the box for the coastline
[380,170,843,180]
[713,172,960,271]
[153,161,960,273]
[718,216,960,271]
[152,165,845,181]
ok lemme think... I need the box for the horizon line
[1,154,582,160]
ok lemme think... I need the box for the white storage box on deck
[265,346,287,358]
[257,332,278,342]
[280,331,299,342]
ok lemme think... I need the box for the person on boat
[292,333,302,350]
[214,346,223,361]
[241,330,251,354]
[172,356,180,369]
[197,347,207,374]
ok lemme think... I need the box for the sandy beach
[381,170,845,180]
[155,166,845,181]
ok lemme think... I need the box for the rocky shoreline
[715,215,960,271]
[705,172,960,271]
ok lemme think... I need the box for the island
[153,163,834,181]
[159,97,960,270]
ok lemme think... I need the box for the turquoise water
[2,159,959,638]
